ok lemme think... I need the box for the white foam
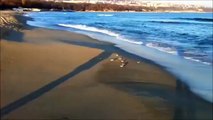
[115,43,213,102]
[184,57,212,65]
[146,42,178,55]
[97,14,114,17]
[58,24,143,45]
[184,57,201,62]
[117,36,143,45]
[24,14,29,17]
[59,24,119,37]
[202,62,212,65]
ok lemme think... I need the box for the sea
[26,12,213,102]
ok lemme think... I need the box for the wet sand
[0,11,212,120]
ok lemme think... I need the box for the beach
[1,11,212,120]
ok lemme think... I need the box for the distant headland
[0,0,212,12]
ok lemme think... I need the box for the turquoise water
[26,12,213,102]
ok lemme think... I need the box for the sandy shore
[1,11,212,120]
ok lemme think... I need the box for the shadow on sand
[102,80,212,120]
[60,40,161,67]
[52,40,213,120]
[2,34,212,120]
[0,51,112,118]
[1,15,33,42]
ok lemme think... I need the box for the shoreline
[23,10,213,104]
[27,11,213,102]
[1,11,212,120]
[5,10,213,103]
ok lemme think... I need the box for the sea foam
[58,24,143,45]
[115,43,213,102]
[59,24,119,37]
[146,42,177,55]
[97,14,114,17]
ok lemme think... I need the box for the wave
[97,14,114,17]
[146,42,178,55]
[58,24,143,45]
[149,20,203,25]
[184,57,211,65]
[178,18,213,22]
[59,24,119,37]
[116,36,143,45]
[117,43,213,102]
[146,42,212,65]
[149,20,184,24]
[149,19,212,25]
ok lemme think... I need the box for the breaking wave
[146,42,178,55]
[59,24,119,37]
[58,24,143,45]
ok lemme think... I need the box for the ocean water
[26,12,213,102]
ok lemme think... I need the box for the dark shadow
[0,51,112,118]
[60,40,113,51]
[107,82,179,103]
[102,81,212,120]
[60,39,164,69]
[173,80,196,120]
[1,14,33,42]
[173,79,212,120]
[14,14,34,30]
[1,28,24,42]
[173,80,184,120]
